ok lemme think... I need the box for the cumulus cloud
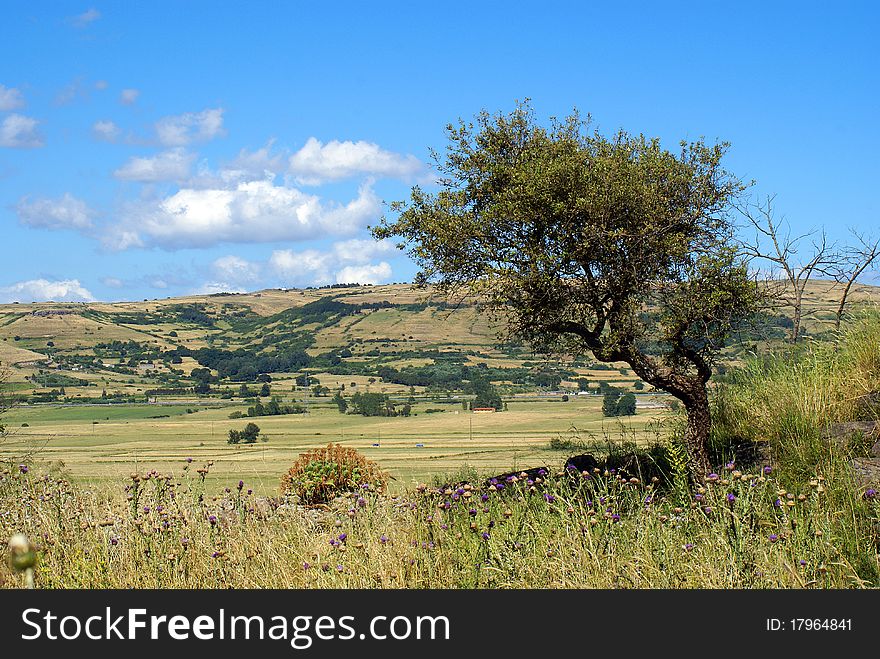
[120,88,140,105]
[0,279,95,303]
[94,80,108,91]
[105,179,379,250]
[335,262,393,285]
[16,194,95,230]
[269,238,395,287]
[156,108,225,147]
[212,255,261,284]
[92,119,121,142]
[69,8,101,28]
[288,137,425,184]
[113,148,195,182]
[191,281,248,295]
[0,114,43,148]
[101,277,124,289]
[0,84,25,111]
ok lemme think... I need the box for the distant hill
[1,280,877,402]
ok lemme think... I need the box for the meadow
[1,395,667,494]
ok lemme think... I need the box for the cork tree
[373,103,762,477]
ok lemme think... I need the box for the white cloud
[192,281,248,295]
[106,179,379,250]
[113,148,195,182]
[212,255,261,284]
[70,8,101,28]
[94,80,108,91]
[0,84,25,111]
[156,108,224,147]
[16,193,95,230]
[101,277,124,289]
[0,114,43,148]
[120,88,139,105]
[335,262,392,285]
[0,279,95,303]
[332,237,395,263]
[269,238,395,287]
[269,249,335,285]
[289,137,425,184]
[92,119,121,142]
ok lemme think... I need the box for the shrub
[280,443,387,504]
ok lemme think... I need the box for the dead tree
[830,230,879,330]
[738,196,838,342]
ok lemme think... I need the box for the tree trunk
[682,390,712,479]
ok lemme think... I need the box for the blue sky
[1,1,877,302]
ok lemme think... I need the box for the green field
[2,395,669,494]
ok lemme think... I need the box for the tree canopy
[374,102,762,476]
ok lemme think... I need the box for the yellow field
[1,396,668,495]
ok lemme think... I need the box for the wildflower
[19,464,29,475]
[725,461,735,471]
[694,494,704,502]
[481,532,490,540]
[110,536,119,546]
[469,508,478,517]
[225,487,230,494]
[338,533,347,543]
[481,494,489,503]
[143,506,150,514]
[357,497,367,507]
[864,488,877,500]
[440,523,449,531]
[769,534,779,543]
[763,466,772,475]
[799,559,807,567]
[336,565,344,572]
[684,543,694,552]
[186,457,193,463]
[544,493,555,503]
[208,515,217,526]
[773,499,782,508]
[727,493,736,503]
[303,562,311,570]
[180,538,190,547]
[611,514,620,523]
[247,489,253,496]
[379,535,388,544]
[706,473,719,482]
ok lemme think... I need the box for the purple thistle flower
[769,534,779,543]
[303,562,311,570]
[490,478,498,485]
[544,493,555,503]
[225,487,230,494]
[110,536,118,546]
[725,462,735,471]
[694,493,704,502]
[469,508,478,517]
[496,483,505,491]
[611,514,620,523]
[481,494,489,503]
[211,551,221,559]
[440,523,448,530]
[247,489,253,495]
[481,532,490,540]
[143,506,150,514]
[727,493,736,503]
[527,479,534,486]
[684,543,694,552]
[538,469,547,476]
[707,473,719,481]
[338,533,347,542]
[773,498,782,508]
[799,559,807,566]
[208,515,217,526]
[186,457,193,463]
[379,535,388,544]
[329,539,339,547]
[864,488,877,500]
[238,480,244,490]
[336,565,344,572]
[763,465,772,475]
[357,497,367,507]
[19,464,29,474]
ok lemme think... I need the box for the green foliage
[228,422,261,445]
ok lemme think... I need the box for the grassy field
[1,396,668,495]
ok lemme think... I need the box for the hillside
[1,280,879,402]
